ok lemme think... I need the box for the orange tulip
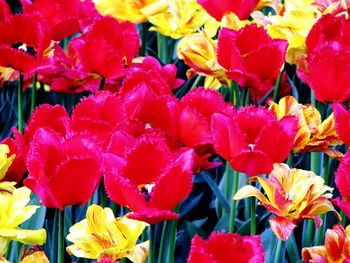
[268,96,343,159]
[302,224,350,262]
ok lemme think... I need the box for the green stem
[58,209,65,263]
[223,162,232,217]
[316,154,329,245]
[305,219,314,247]
[168,206,179,263]
[148,225,156,263]
[31,73,37,113]
[273,70,283,102]
[229,170,239,233]
[140,23,147,56]
[17,72,24,134]
[274,238,284,263]
[99,77,106,91]
[341,211,347,228]
[99,181,106,208]
[230,81,241,107]
[250,195,256,235]
[4,241,11,259]
[157,221,168,263]
[157,33,167,63]
[242,87,250,106]
[190,75,203,90]
[287,153,293,166]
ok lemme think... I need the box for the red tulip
[121,82,179,139]
[178,87,234,154]
[121,56,184,95]
[68,17,140,79]
[197,0,260,21]
[103,133,195,224]
[1,129,28,183]
[34,44,94,94]
[217,25,288,91]
[71,91,128,148]
[297,14,350,102]
[24,104,70,143]
[0,13,50,72]
[332,103,350,146]
[20,0,98,41]
[24,128,102,209]
[333,151,350,218]
[212,106,297,176]
[187,232,265,263]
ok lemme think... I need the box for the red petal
[127,209,179,225]
[231,150,273,176]
[335,151,350,203]
[333,103,350,146]
[212,112,246,162]
[25,104,70,142]
[103,153,147,211]
[269,216,297,241]
[149,149,194,211]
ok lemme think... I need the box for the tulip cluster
[1,0,350,263]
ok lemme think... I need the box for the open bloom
[0,182,46,256]
[252,0,318,64]
[268,96,343,159]
[148,0,210,39]
[333,103,350,146]
[0,12,50,73]
[66,204,148,263]
[92,0,168,24]
[333,151,350,219]
[297,14,350,102]
[197,0,260,21]
[217,25,288,91]
[104,134,195,224]
[212,106,297,176]
[234,163,339,240]
[302,224,350,262]
[187,232,265,263]
[177,29,229,89]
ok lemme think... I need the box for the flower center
[248,144,255,151]
[138,183,155,201]
[11,42,37,57]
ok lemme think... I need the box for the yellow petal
[0,228,46,245]
[233,185,269,204]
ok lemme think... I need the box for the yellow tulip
[234,163,339,240]
[177,30,229,89]
[0,144,15,181]
[92,0,168,24]
[268,96,343,159]
[66,204,148,263]
[148,0,210,39]
[0,182,46,256]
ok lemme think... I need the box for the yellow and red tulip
[234,163,339,240]
[268,95,343,159]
